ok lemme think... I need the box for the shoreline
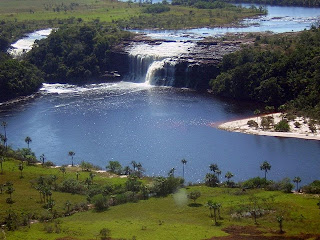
[0,92,40,110]
[217,113,320,141]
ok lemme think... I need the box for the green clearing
[0,157,126,221]
[1,157,320,240]
[0,0,264,29]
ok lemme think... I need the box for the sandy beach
[218,113,320,141]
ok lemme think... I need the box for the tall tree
[168,167,175,177]
[254,109,260,122]
[293,177,301,192]
[18,163,24,178]
[65,200,72,214]
[207,200,221,225]
[209,163,219,174]
[68,151,75,166]
[25,136,32,149]
[260,161,271,181]
[60,166,66,178]
[0,134,7,148]
[1,121,7,148]
[40,154,45,166]
[216,169,222,182]
[277,215,284,234]
[0,156,3,174]
[106,161,122,174]
[225,171,234,185]
[5,182,15,203]
[181,158,187,179]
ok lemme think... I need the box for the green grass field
[1,157,320,240]
[0,0,263,29]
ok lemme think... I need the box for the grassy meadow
[0,0,264,29]
[1,157,320,240]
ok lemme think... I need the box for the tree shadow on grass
[188,203,203,207]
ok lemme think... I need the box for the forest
[210,27,320,119]
[26,24,132,83]
[0,53,43,102]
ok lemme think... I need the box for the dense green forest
[0,53,43,102]
[210,27,320,119]
[221,0,320,7]
[26,24,132,83]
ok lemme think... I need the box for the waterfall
[145,58,177,85]
[126,42,195,86]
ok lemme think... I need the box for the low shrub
[303,180,320,194]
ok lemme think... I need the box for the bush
[205,173,219,187]
[43,161,55,167]
[92,194,109,211]
[142,4,170,14]
[247,120,258,128]
[188,190,201,203]
[303,180,320,194]
[266,178,293,193]
[125,176,142,192]
[150,176,183,197]
[274,119,290,132]
[58,179,86,194]
[241,177,267,189]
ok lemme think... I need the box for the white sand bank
[218,113,320,141]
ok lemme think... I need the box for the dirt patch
[206,225,320,240]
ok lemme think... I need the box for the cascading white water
[127,41,195,86]
[145,58,178,85]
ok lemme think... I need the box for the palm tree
[0,134,7,147]
[131,161,138,171]
[25,136,32,149]
[5,182,15,202]
[207,200,221,225]
[123,166,132,175]
[216,169,222,182]
[0,157,3,174]
[260,161,271,181]
[40,154,45,166]
[168,167,175,177]
[60,166,66,178]
[181,159,187,179]
[225,171,234,185]
[89,172,96,183]
[65,200,72,214]
[1,121,7,149]
[209,164,219,173]
[293,177,301,192]
[68,151,75,166]
[18,163,24,178]
[254,109,261,122]
[277,215,284,233]
[49,175,57,190]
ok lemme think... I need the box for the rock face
[109,34,255,89]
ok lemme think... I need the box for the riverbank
[218,113,320,141]
[0,93,40,111]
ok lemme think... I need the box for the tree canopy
[210,27,320,119]
[26,24,132,83]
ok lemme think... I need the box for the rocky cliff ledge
[110,33,256,89]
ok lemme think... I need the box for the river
[2,5,320,184]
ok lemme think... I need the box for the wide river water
[2,4,320,184]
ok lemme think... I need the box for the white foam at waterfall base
[145,58,177,85]
[127,41,195,85]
